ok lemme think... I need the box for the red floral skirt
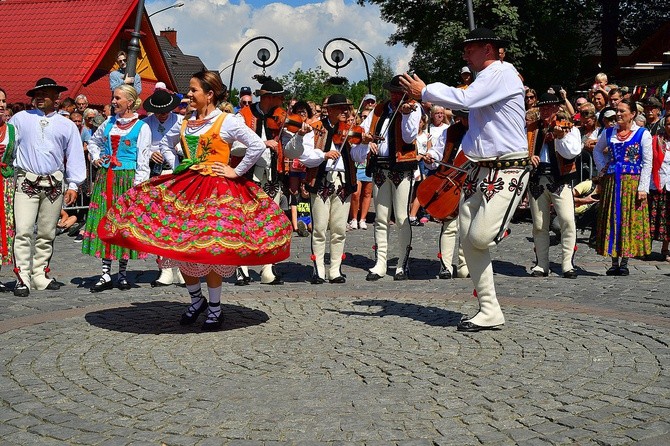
[98,170,292,268]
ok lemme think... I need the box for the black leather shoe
[606,265,621,276]
[310,276,325,284]
[563,269,578,279]
[457,320,503,332]
[438,268,452,279]
[0,282,7,293]
[201,306,223,331]
[262,277,284,285]
[13,284,29,297]
[180,297,208,325]
[366,272,384,281]
[45,280,62,290]
[117,279,132,290]
[394,271,408,281]
[531,270,549,277]
[619,265,630,276]
[90,279,114,293]
[329,276,346,284]
[151,280,170,288]
[234,277,251,286]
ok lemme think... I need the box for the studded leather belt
[477,157,530,169]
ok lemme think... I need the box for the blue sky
[145,0,414,92]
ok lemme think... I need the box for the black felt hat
[537,93,561,107]
[456,27,509,50]
[26,77,68,97]
[144,89,181,114]
[324,94,351,107]
[382,75,405,93]
[254,80,285,97]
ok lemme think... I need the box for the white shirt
[88,114,152,185]
[538,127,582,164]
[160,109,266,177]
[654,137,670,191]
[290,120,345,171]
[143,113,183,168]
[421,60,527,160]
[593,123,652,192]
[9,109,86,190]
[350,103,421,163]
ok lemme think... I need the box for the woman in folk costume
[0,87,16,291]
[83,85,151,292]
[593,98,652,275]
[648,114,670,260]
[99,70,292,331]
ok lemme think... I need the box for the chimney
[161,28,177,47]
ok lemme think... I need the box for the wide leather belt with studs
[477,158,530,169]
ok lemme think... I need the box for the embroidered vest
[527,120,577,182]
[368,101,417,172]
[304,118,356,197]
[239,104,287,175]
[103,117,145,171]
[176,113,231,176]
[0,123,15,178]
[604,127,645,176]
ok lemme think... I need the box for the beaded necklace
[115,117,138,131]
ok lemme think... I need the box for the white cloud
[148,0,414,92]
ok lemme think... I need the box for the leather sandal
[180,297,208,325]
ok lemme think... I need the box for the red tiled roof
[0,0,175,106]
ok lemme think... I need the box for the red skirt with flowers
[98,170,292,273]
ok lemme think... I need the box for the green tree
[277,68,347,105]
[357,0,670,90]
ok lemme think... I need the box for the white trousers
[370,170,413,276]
[459,162,530,326]
[529,175,577,274]
[13,174,64,289]
[310,172,351,280]
[439,217,468,277]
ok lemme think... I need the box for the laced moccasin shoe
[180,297,208,325]
[201,306,223,331]
[117,279,132,291]
[90,277,114,293]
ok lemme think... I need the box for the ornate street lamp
[149,2,184,18]
[320,38,372,93]
[228,36,283,92]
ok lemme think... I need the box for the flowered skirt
[0,177,15,265]
[98,169,292,277]
[648,188,670,242]
[595,174,651,258]
[82,168,147,260]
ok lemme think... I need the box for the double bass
[416,122,470,220]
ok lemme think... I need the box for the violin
[551,119,574,130]
[416,123,470,220]
[332,121,386,146]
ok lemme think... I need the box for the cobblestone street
[0,220,668,445]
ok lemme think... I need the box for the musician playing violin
[287,94,357,284]
[527,93,582,279]
[351,75,422,282]
[234,79,303,286]
[421,108,470,280]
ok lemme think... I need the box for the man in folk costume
[528,93,582,278]
[422,109,470,280]
[400,28,530,332]
[142,86,185,287]
[9,78,86,296]
[287,94,357,283]
[351,75,422,281]
[234,79,300,285]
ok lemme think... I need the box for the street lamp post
[149,2,184,18]
[125,0,145,80]
[320,38,372,93]
[228,36,283,92]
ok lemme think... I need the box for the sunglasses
[525,95,536,99]
[241,101,252,106]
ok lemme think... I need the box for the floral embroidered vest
[604,127,645,176]
[304,118,356,196]
[103,117,145,171]
[177,113,230,176]
[368,101,417,172]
